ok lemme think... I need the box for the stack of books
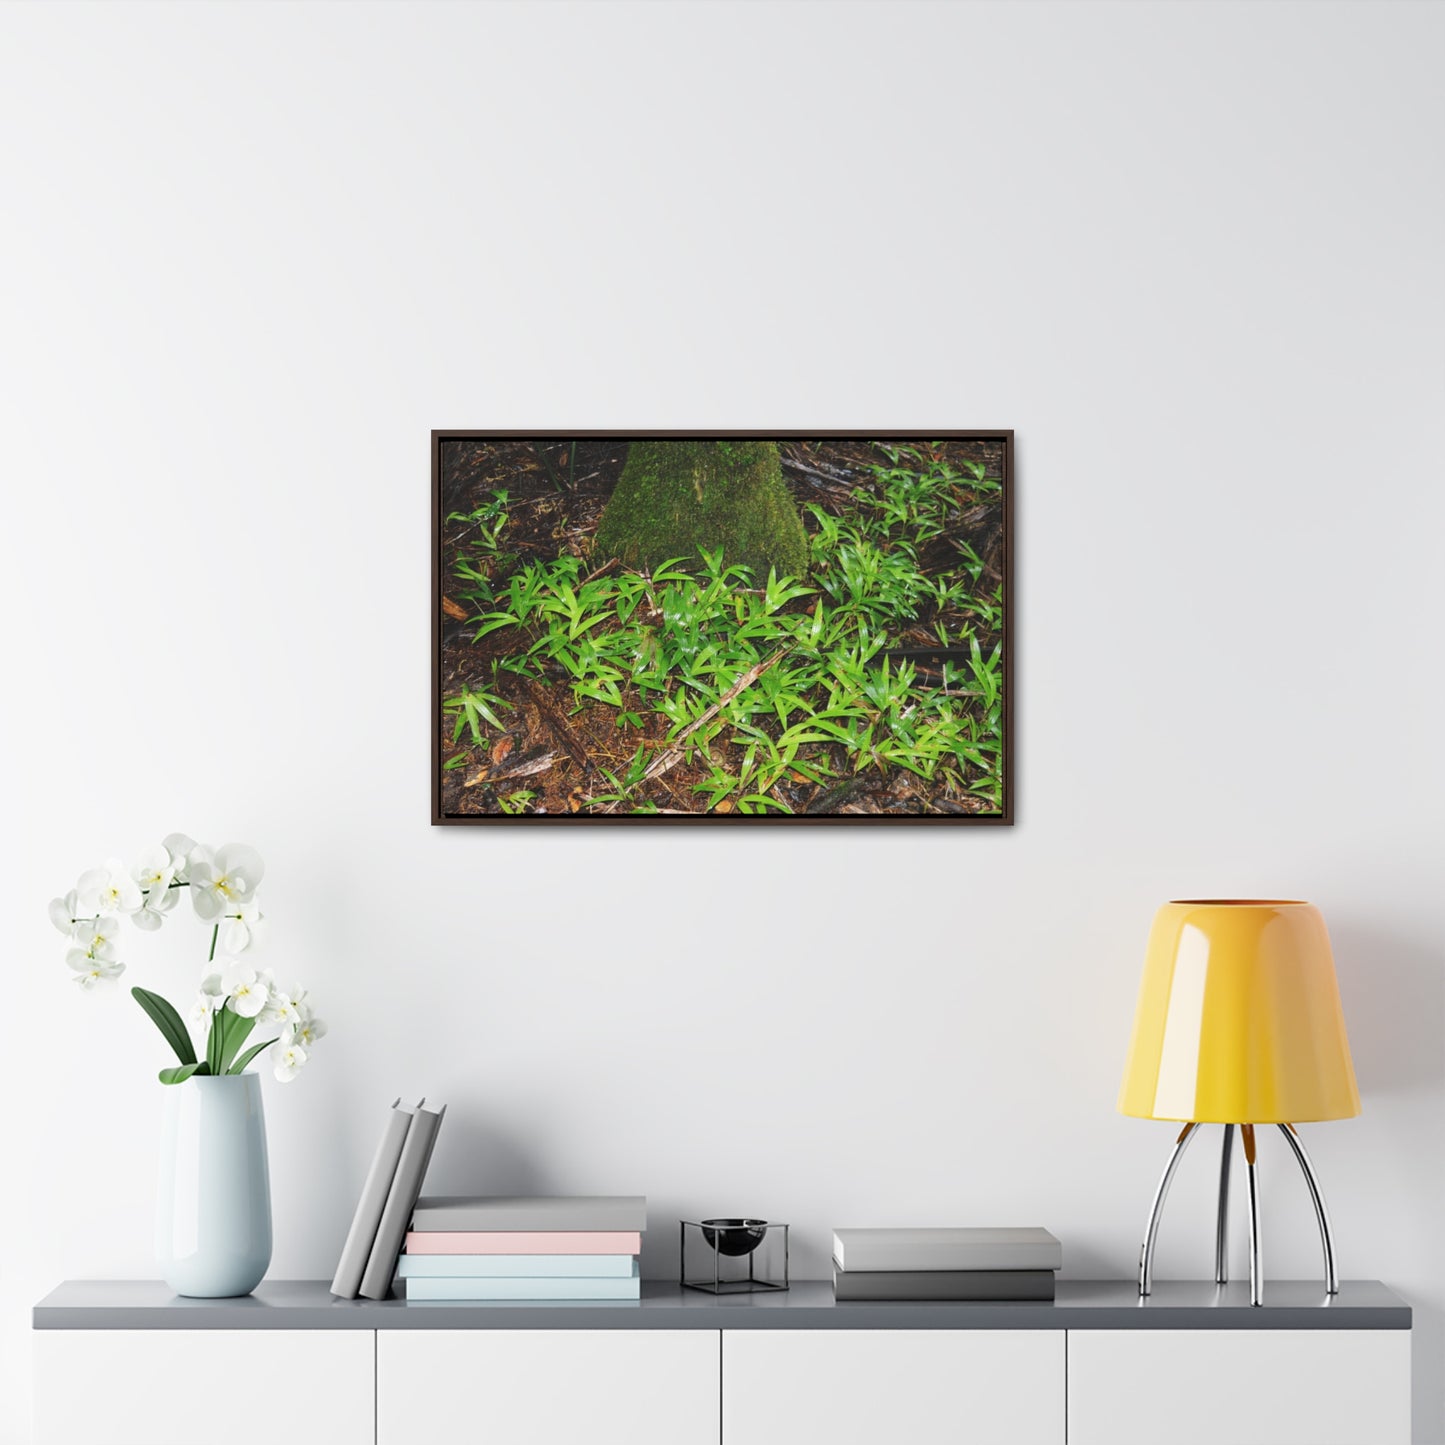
[398,1195,647,1300]
[831,1226,1062,1301]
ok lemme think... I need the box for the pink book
[403,1230,642,1255]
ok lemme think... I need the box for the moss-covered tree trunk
[594,440,809,579]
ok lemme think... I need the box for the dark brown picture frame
[433,431,1014,824]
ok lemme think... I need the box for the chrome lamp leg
[1242,1124,1263,1306]
[1215,1123,1235,1285]
[1138,1122,1199,1297]
[1138,1121,1335,1306]
[1278,1123,1339,1294]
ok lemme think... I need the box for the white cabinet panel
[1068,1328,1411,1445]
[34,1329,373,1445]
[378,1328,720,1445]
[723,1328,1064,1445]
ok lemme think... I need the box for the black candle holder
[680,1218,789,1293]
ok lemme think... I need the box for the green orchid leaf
[229,1037,278,1075]
[131,987,197,1067]
[218,1011,257,1073]
[207,1007,225,1075]
[159,1062,206,1085]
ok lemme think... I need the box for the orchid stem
[208,925,218,963]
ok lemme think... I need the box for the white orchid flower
[221,899,266,956]
[67,953,125,989]
[131,847,182,931]
[133,882,182,931]
[260,986,299,1028]
[75,859,143,916]
[131,844,178,893]
[284,989,328,1044]
[273,1042,308,1082]
[213,956,247,988]
[51,901,101,945]
[162,833,198,882]
[71,917,122,962]
[191,973,227,1028]
[190,844,264,922]
[48,890,81,935]
[284,1012,327,1050]
[132,844,182,928]
[223,968,270,1019]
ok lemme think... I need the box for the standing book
[359,1100,446,1300]
[330,1098,421,1300]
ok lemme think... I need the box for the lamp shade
[1118,900,1360,1124]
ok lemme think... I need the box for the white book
[832,1227,1062,1273]
[397,1253,638,1278]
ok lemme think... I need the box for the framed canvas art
[433,432,1013,823]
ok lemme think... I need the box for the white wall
[2,1,1440,1439]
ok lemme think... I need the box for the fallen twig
[462,749,559,788]
[581,556,619,585]
[639,646,789,785]
[780,452,857,484]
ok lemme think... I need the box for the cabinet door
[1067,1329,1411,1445]
[34,1329,373,1445]
[378,1328,720,1445]
[723,1329,1064,1445]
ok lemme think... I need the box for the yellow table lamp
[1119,900,1359,1305]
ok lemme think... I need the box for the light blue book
[397,1253,637,1279]
[404,1270,641,1302]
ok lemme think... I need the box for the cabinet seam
[1063,1329,1068,1445]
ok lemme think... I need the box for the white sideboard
[33,1279,1413,1445]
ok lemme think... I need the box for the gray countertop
[34,1279,1411,1331]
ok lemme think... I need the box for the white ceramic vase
[156,1074,272,1297]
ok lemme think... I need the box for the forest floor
[437,437,1007,817]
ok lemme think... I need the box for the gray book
[359,1101,446,1300]
[833,1266,1056,1301]
[330,1097,422,1299]
[832,1227,1062,1273]
[410,1195,647,1233]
